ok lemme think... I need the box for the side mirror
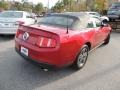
[101,19,109,27]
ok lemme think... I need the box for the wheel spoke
[83,52,86,57]
[77,47,88,67]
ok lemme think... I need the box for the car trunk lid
[16,24,64,47]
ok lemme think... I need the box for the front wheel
[73,45,89,70]
[103,34,110,45]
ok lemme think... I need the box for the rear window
[0,11,23,18]
[38,15,78,28]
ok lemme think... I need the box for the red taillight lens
[36,37,57,48]
[16,30,20,38]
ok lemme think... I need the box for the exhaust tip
[43,69,48,71]
[41,67,48,71]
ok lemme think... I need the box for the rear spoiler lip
[19,24,60,37]
[19,24,60,46]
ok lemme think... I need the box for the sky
[12,0,59,8]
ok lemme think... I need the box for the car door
[94,18,106,46]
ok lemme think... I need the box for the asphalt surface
[0,33,120,90]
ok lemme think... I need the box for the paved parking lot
[0,33,120,90]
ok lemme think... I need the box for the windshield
[108,10,120,14]
[0,11,23,18]
[38,15,78,28]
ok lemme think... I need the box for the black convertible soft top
[47,12,89,20]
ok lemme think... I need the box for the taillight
[15,21,25,25]
[36,37,57,48]
[16,30,20,38]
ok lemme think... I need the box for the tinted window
[0,11,23,18]
[87,21,94,28]
[38,15,78,28]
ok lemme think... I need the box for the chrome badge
[23,32,29,41]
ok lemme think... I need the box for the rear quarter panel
[59,29,95,65]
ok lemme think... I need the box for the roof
[50,12,88,19]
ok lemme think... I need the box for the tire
[103,34,110,45]
[73,45,89,70]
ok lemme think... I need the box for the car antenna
[66,15,69,34]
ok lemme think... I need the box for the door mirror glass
[87,22,94,28]
[101,19,109,27]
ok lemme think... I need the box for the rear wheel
[73,45,89,70]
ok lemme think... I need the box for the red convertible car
[15,12,111,70]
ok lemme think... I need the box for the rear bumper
[0,27,18,35]
[15,48,56,69]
